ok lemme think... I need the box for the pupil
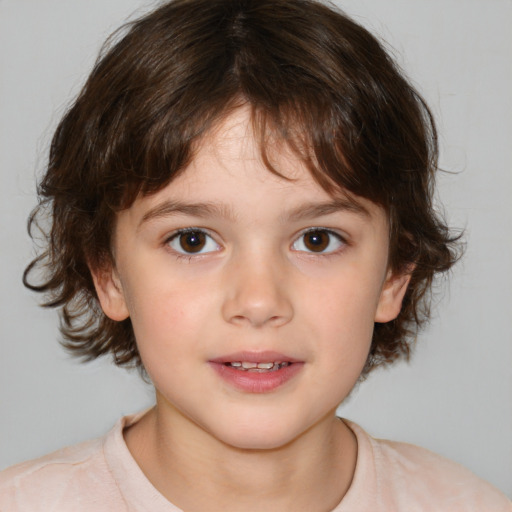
[180,231,205,253]
[305,231,329,252]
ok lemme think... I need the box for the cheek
[124,276,217,358]
[305,264,383,327]
[301,266,382,364]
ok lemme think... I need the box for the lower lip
[209,362,304,393]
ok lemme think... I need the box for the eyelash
[291,228,347,255]
[164,227,347,259]
[165,228,220,259]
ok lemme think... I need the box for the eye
[167,229,220,255]
[292,229,345,254]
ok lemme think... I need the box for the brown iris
[303,230,330,252]
[178,231,206,253]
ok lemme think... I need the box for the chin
[207,413,309,451]
[219,430,297,451]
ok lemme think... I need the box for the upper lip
[209,351,302,364]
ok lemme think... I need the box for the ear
[374,267,413,323]
[90,265,130,321]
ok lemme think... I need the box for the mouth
[209,352,303,393]
[224,361,291,372]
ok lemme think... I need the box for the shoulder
[0,432,118,512]
[375,437,510,509]
[345,421,512,511]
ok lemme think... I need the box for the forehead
[122,106,387,229]
[195,105,305,181]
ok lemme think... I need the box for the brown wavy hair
[24,0,461,375]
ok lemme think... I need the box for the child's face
[94,107,409,450]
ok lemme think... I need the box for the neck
[125,404,357,512]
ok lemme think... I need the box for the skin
[92,107,410,511]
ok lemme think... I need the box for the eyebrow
[139,196,370,229]
[284,198,370,222]
[139,200,236,227]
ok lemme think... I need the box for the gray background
[1,0,511,498]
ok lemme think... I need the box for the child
[1,0,510,510]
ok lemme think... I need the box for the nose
[221,253,294,328]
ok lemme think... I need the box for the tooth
[256,362,274,369]
[229,361,292,371]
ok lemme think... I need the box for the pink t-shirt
[1,413,510,511]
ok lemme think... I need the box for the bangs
[123,94,361,208]
[77,0,431,213]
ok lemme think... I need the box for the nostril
[221,280,294,327]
